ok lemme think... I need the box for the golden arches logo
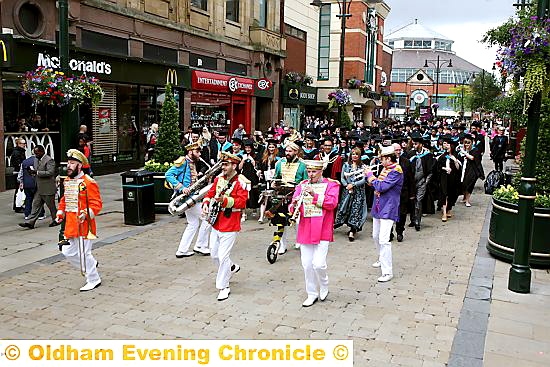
[0,40,7,62]
[166,68,178,85]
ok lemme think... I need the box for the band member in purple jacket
[365,146,404,283]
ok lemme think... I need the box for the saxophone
[167,159,223,216]
[205,173,237,226]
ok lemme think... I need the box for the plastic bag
[15,188,26,208]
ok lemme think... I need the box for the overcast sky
[383,0,519,71]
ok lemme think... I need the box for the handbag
[15,188,26,208]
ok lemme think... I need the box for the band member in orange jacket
[202,152,250,301]
[56,149,103,292]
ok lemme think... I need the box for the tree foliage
[446,85,473,114]
[153,83,184,165]
[468,72,502,112]
[492,89,527,126]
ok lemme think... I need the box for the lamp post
[311,0,352,126]
[424,55,453,118]
[460,79,466,118]
[508,0,549,294]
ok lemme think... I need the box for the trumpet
[343,164,379,180]
[289,182,310,223]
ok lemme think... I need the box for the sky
[383,0,520,71]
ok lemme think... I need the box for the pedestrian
[17,155,45,220]
[238,139,260,222]
[166,141,212,258]
[201,152,250,301]
[232,124,246,140]
[57,149,103,291]
[10,137,27,213]
[291,159,340,307]
[391,143,415,243]
[459,134,483,207]
[366,146,404,283]
[409,133,435,231]
[78,137,93,175]
[18,145,59,229]
[437,135,462,222]
[490,126,508,172]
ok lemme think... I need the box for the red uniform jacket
[203,174,249,232]
[57,174,102,239]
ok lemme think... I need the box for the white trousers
[280,221,297,251]
[177,204,211,252]
[209,229,237,290]
[300,241,329,298]
[372,218,394,276]
[61,237,100,284]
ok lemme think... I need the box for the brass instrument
[343,164,379,180]
[289,182,310,223]
[168,160,223,216]
[206,173,237,226]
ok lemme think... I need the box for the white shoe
[465,202,472,207]
[278,244,287,255]
[302,295,318,307]
[230,263,240,274]
[193,247,210,255]
[175,251,194,258]
[372,261,381,268]
[217,287,230,301]
[377,274,393,282]
[294,243,300,250]
[320,286,329,301]
[80,280,101,292]
[241,213,247,222]
[258,218,264,224]
[38,215,46,220]
[24,216,28,220]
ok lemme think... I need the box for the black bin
[121,170,155,225]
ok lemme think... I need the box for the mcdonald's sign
[166,68,178,85]
[0,35,12,67]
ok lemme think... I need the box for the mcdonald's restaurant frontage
[0,35,189,178]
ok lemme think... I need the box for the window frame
[190,0,208,11]
[226,0,240,23]
[317,4,331,80]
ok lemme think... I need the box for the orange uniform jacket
[203,174,249,232]
[57,174,102,239]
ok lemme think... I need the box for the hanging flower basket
[21,67,104,108]
[328,89,352,110]
[347,78,363,89]
[284,71,313,86]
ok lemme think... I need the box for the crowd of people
[162,115,508,305]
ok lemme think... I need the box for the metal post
[508,0,549,293]
[460,80,465,118]
[337,0,348,126]
[59,0,78,170]
[434,55,440,117]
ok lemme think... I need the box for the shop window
[225,61,247,76]
[191,92,231,130]
[82,30,128,56]
[190,53,217,70]
[143,43,178,64]
[115,85,138,162]
[14,1,45,38]
[191,0,207,11]
[226,0,239,22]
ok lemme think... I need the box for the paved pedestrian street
[1,174,549,366]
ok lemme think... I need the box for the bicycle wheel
[267,242,278,264]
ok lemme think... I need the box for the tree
[468,72,502,112]
[492,89,527,126]
[446,84,473,115]
[153,83,184,165]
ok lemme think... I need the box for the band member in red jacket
[56,149,103,292]
[202,152,250,301]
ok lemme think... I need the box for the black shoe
[408,222,415,228]
[389,232,395,242]
[58,239,70,251]
[348,232,355,242]
[415,225,420,232]
[397,234,404,242]
[49,221,60,227]
[14,208,24,213]
[18,222,34,229]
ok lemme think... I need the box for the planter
[488,198,550,266]
[152,173,173,214]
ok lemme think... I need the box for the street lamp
[423,55,453,118]
[311,0,352,125]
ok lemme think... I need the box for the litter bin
[121,170,155,225]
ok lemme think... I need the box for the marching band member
[272,142,307,254]
[366,146,404,283]
[202,152,250,301]
[315,137,343,180]
[166,141,211,258]
[57,149,103,292]
[291,159,340,307]
[257,139,280,224]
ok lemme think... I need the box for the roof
[385,21,451,42]
[391,49,483,72]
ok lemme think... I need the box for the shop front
[189,70,274,134]
[1,35,189,181]
[280,84,318,129]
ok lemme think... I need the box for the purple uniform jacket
[292,177,340,244]
[368,164,404,222]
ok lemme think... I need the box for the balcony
[249,27,286,56]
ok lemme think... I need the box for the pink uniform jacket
[291,177,340,245]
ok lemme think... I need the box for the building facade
[0,0,285,188]
[385,20,482,119]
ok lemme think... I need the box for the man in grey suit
[19,145,60,229]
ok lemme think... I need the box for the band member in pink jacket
[290,160,340,307]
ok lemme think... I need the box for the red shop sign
[192,70,254,95]
[256,78,273,91]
